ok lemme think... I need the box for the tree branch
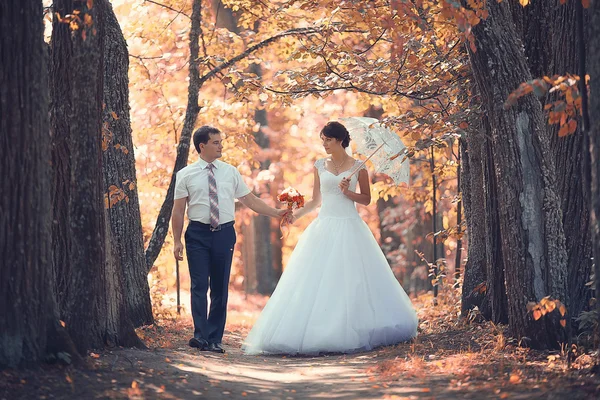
[198,27,322,87]
[144,0,201,270]
[144,0,190,19]
[144,24,324,270]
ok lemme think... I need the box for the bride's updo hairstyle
[321,121,351,148]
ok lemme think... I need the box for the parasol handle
[346,142,385,180]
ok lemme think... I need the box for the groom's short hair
[193,126,221,153]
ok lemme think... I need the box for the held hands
[277,208,295,223]
[339,177,351,195]
[276,208,296,224]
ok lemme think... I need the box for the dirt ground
[2,292,600,399]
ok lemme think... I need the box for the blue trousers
[185,220,236,343]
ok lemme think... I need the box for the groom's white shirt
[174,159,251,224]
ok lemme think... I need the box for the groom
[172,126,289,353]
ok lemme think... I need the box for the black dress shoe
[207,342,225,353]
[189,337,208,350]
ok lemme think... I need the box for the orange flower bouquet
[277,187,305,238]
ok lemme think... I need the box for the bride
[242,121,418,355]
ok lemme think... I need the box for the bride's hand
[339,177,350,195]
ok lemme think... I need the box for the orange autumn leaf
[84,14,93,28]
[567,119,577,135]
[558,123,570,137]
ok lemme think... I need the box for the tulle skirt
[242,215,418,355]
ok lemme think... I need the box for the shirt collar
[197,158,219,170]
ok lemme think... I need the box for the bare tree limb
[144,0,190,19]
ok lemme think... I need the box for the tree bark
[50,0,74,318]
[547,0,591,320]
[0,0,52,368]
[588,0,600,356]
[467,0,568,348]
[460,118,492,319]
[520,0,592,321]
[51,0,141,352]
[99,0,153,327]
[482,133,508,324]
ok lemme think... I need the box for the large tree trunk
[51,0,140,352]
[467,0,568,349]
[545,1,591,320]
[100,0,153,327]
[0,0,52,368]
[519,0,592,321]
[588,0,600,357]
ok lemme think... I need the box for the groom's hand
[276,208,291,219]
[174,241,184,261]
[288,211,297,224]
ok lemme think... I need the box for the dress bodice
[314,158,365,219]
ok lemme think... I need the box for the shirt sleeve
[233,168,252,198]
[174,170,189,200]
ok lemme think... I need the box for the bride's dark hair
[321,121,351,148]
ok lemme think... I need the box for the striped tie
[207,163,219,229]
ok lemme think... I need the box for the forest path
[4,324,595,399]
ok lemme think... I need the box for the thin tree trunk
[468,0,568,348]
[144,0,202,270]
[242,218,257,293]
[100,0,153,327]
[252,65,279,295]
[210,2,281,294]
[454,142,463,284]
[0,0,52,368]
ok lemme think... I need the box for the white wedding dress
[242,158,418,355]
